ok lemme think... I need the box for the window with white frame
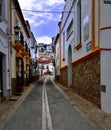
[67,19,73,40]
[77,0,81,44]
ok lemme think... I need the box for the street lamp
[103,0,111,4]
[14,25,21,34]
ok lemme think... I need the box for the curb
[52,79,111,130]
[0,82,37,130]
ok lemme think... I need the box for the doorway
[68,45,72,87]
[16,58,24,93]
[0,53,3,100]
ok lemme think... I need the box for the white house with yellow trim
[10,0,31,95]
[0,0,10,102]
[57,0,111,114]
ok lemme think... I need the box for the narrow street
[2,76,96,130]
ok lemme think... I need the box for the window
[63,31,65,60]
[0,4,1,16]
[0,0,5,19]
[15,32,24,46]
[67,20,73,40]
[0,0,2,18]
[77,0,81,44]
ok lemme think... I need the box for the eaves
[12,0,30,38]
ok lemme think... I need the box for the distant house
[56,0,111,114]
[26,20,39,81]
[46,44,52,53]
[38,43,53,75]
[52,34,60,79]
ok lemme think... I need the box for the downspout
[8,0,12,97]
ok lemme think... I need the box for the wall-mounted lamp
[14,25,21,34]
[103,0,111,4]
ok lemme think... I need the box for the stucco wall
[0,33,10,97]
[101,50,111,114]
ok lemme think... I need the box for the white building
[52,34,60,78]
[58,0,111,114]
[10,0,31,95]
[0,0,10,101]
[46,44,52,53]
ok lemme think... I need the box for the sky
[18,0,65,44]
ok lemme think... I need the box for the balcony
[22,42,30,59]
[15,32,24,52]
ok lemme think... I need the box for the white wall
[60,0,111,114]
[0,36,9,96]
[11,48,16,78]
[100,2,111,28]
[61,0,74,68]
[101,51,111,114]
[61,0,92,68]
[55,40,60,75]
[72,0,92,60]
[100,2,111,114]
[0,0,10,97]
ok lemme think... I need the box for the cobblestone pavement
[0,76,111,130]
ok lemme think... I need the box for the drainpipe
[7,0,12,98]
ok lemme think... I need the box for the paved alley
[1,76,109,130]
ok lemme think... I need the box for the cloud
[18,0,37,10]
[37,36,52,44]
[18,0,64,46]
[18,0,64,9]
[18,0,65,27]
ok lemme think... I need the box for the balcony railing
[15,32,24,51]
[15,32,24,46]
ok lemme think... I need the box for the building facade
[0,0,38,101]
[37,43,53,76]
[29,31,39,81]
[0,0,10,102]
[58,0,111,114]
[10,0,31,95]
[52,34,60,79]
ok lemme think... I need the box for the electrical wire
[12,8,74,14]
[22,9,74,14]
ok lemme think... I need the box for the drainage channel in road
[42,76,53,130]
